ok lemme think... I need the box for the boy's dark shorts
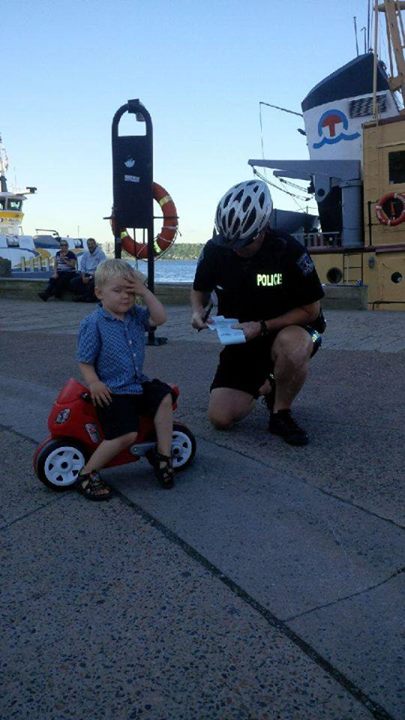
[96,379,174,440]
[210,325,323,399]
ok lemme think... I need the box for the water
[11,259,198,283]
[129,259,197,284]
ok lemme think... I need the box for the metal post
[111,99,167,345]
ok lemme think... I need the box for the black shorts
[210,326,323,399]
[96,379,174,440]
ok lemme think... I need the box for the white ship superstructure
[0,134,85,268]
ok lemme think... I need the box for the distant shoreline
[120,243,204,261]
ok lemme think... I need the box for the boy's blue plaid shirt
[77,304,151,394]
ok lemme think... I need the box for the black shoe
[38,292,48,302]
[262,373,276,413]
[268,410,309,446]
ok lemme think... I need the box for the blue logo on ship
[313,108,360,148]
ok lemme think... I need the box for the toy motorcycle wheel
[146,422,196,471]
[171,422,196,470]
[35,439,87,491]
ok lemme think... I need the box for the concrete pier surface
[1,298,404,720]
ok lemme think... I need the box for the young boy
[76,258,175,500]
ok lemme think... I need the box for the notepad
[207,316,246,345]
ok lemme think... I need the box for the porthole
[326,267,343,283]
[391,272,403,284]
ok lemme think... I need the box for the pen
[198,301,214,331]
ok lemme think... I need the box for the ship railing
[295,232,342,249]
[19,255,51,272]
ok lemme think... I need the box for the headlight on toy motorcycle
[85,423,100,443]
[55,409,71,424]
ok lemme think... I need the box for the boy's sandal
[77,471,113,501]
[153,452,175,489]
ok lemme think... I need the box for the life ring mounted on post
[375,192,405,227]
[120,182,179,259]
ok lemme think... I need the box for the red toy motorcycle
[34,378,196,491]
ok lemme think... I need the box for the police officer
[191,179,325,446]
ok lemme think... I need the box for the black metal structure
[111,99,166,345]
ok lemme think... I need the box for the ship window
[7,198,22,211]
[389,151,405,184]
[7,237,20,247]
[0,198,5,210]
[349,94,386,118]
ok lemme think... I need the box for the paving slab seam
[1,424,400,718]
[284,566,405,622]
[3,419,404,533]
[196,435,405,531]
[0,423,38,444]
[0,494,63,531]
[114,487,396,720]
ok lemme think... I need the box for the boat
[250,0,405,310]
[0,136,85,269]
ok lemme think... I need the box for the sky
[2,0,377,247]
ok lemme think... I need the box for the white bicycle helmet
[213,180,273,249]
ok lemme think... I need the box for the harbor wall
[0,277,368,310]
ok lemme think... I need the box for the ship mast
[378,0,405,107]
[0,134,9,192]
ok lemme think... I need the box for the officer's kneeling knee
[208,411,233,430]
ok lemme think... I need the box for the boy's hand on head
[130,269,148,296]
[126,270,147,302]
[125,279,143,299]
[88,380,112,407]
[121,278,145,301]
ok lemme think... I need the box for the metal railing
[294,232,342,249]
[19,255,51,271]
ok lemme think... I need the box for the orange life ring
[375,192,405,227]
[120,182,178,259]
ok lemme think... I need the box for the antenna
[0,134,9,175]
[0,133,9,192]
[354,16,360,56]
[361,26,367,53]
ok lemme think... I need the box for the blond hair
[95,259,146,289]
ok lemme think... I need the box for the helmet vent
[214,179,273,248]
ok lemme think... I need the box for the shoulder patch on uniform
[297,253,314,276]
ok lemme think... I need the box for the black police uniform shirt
[193,230,324,323]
